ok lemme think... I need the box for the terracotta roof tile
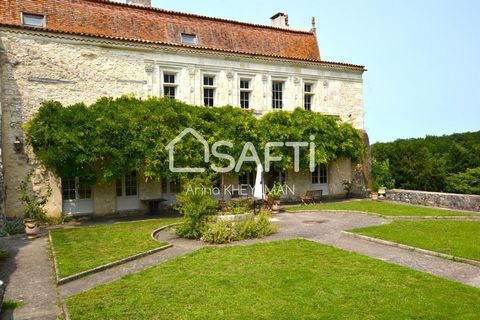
[0,0,321,61]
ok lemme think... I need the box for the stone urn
[24,219,40,239]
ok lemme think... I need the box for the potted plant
[266,182,285,214]
[19,171,51,239]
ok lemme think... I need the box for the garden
[7,96,479,319]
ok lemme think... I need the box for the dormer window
[22,13,45,28]
[181,33,197,45]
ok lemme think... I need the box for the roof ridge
[90,0,315,35]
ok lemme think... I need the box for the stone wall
[385,189,480,212]
[0,28,364,217]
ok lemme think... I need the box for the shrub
[201,219,238,244]
[1,217,24,236]
[238,213,276,239]
[202,211,277,244]
[176,177,218,239]
[224,198,253,215]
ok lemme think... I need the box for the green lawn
[67,239,480,319]
[351,220,480,261]
[284,200,476,216]
[50,218,182,278]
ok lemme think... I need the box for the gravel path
[3,211,480,319]
[0,234,58,320]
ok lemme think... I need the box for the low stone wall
[385,189,480,212]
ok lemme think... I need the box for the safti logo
[166,128,316,174]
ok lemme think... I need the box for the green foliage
[19,170,51,221]
[224,198,253,215]
[1,217,24,236]
[202,212,276,244]
[259,108,364,171]
[1,300,24,311]
[266,181,286,201]
[445,167,480,195]
[371,130,480,193]
[371,159,395,191]
[25,97,364,183]
[237,212,276,240]
[175,177,218,239]
[201,219,237,244]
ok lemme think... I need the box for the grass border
[50,222,183,285]
[342,231,480,268]
[285,209,480,221]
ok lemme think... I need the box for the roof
[0,0,321,61]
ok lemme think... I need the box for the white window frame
[62,177,94,215]
[116,172,138,198]
[202,73,217,107]
[21,13,46,28]
[272,80,284,110]
[239,77,253,109]
[161,71,179,99]
[312,164,328,185]
[304,82,315,111]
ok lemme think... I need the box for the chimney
[270,12,289,28]
[126,0,151,7]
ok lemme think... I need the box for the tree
[446,167,480,195]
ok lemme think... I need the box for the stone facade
[386,189,480,212]
[0,27,364,218]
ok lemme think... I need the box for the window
[22,13,45,28]
[272,81,283,109]
[62,177,92,200]
[304,83,314,111]
[239,171,256,187]
[312,164,328,185]
[162,179,182,194]
[203,75,216,106]
[239,79,252,109]
[181,33,197,45]
[62,178,76,201]
[163,73,177,99]
[116,172,138,197]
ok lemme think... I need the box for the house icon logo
[166,128,210,173]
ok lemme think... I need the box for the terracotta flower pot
[24,219,40,240]
[271,201,280,214]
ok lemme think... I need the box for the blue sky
[149,0,479,143]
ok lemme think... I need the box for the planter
[271,201,280,214]
[24,219,40,239]
[378,187,387,199]
[371,193,379,200]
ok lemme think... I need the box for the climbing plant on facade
[25,96,364,183]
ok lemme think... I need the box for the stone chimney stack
[127,0,151,7]
[270,12,289,28]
